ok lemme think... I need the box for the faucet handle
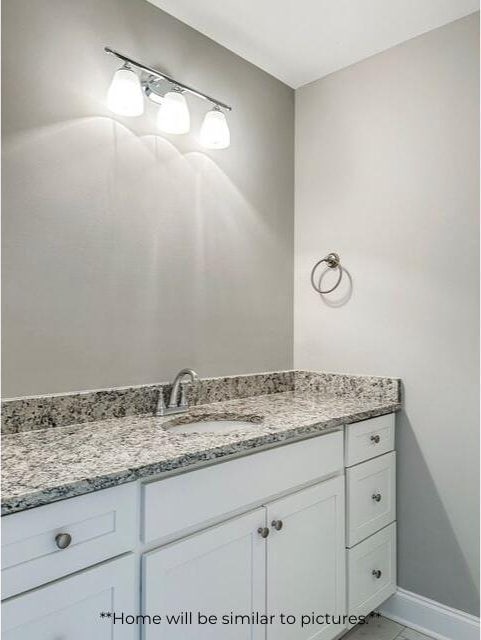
[154,387,166,416]
[157,387,165,407]
[179,384,188,408]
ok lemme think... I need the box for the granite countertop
[1,389,400,515]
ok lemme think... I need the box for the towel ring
[310,252,343,294]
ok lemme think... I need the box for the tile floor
[343,615,436,639]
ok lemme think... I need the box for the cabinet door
[142,508,266,640]
[266,476,346,640]
[2,554,137,640]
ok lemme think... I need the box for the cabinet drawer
[142,431,343,543]
[348,523,396,619]
[346,452,395,547]
[2,554,137,639]
[2,483,137,599]
[345,413,395,467]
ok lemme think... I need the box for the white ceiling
[146,0,479,88]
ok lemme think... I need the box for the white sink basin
[165,418,262,435]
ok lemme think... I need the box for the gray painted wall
[2,0,294,397]
[295,14,479,615]
[3,0,479,619]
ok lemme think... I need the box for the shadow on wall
[2,115,290,395]
[182,150,286,371]
[396,407,480,615]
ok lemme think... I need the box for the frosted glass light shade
[107,66,144,117]
[157,91,190,134]
[200,108,230,149]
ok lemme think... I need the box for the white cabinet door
[2,554,137,640]
[142,508,266,640]
[266,477,346,640]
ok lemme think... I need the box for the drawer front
[345,413,395,467]
[142,431,343,543]
[2,483,137,599]
[2,554,137,639]
[348,523,397,619]
[347,452,395,547]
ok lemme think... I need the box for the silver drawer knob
[55,533,72,549]
[370,435,381,444]
[372,493,382,502]
[257,527,270,538]
[372,569,382,579]
[271,520,283,531]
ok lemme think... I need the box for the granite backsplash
[1,370,401,434]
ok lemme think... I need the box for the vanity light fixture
[105,47,231,148]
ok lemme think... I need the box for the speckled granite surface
[1,370,399,434]
[294,371,400,402]
[1,372,296,434]
[2,384,400,515]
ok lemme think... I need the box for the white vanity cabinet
[1,413,397,640]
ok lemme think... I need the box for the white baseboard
[379,588,480,640]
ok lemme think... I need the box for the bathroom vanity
[1,371,400,639]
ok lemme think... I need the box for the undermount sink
[164,414,263,435]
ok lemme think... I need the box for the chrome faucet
[155,368,199,416]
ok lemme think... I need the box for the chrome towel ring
[310,252,343,294]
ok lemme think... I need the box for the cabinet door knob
[371,493,382,502]
[257,527,270,538]
[271,520,283,531]
[372,569,382,579]
[55,533,72,549]
[370,434,381,444]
